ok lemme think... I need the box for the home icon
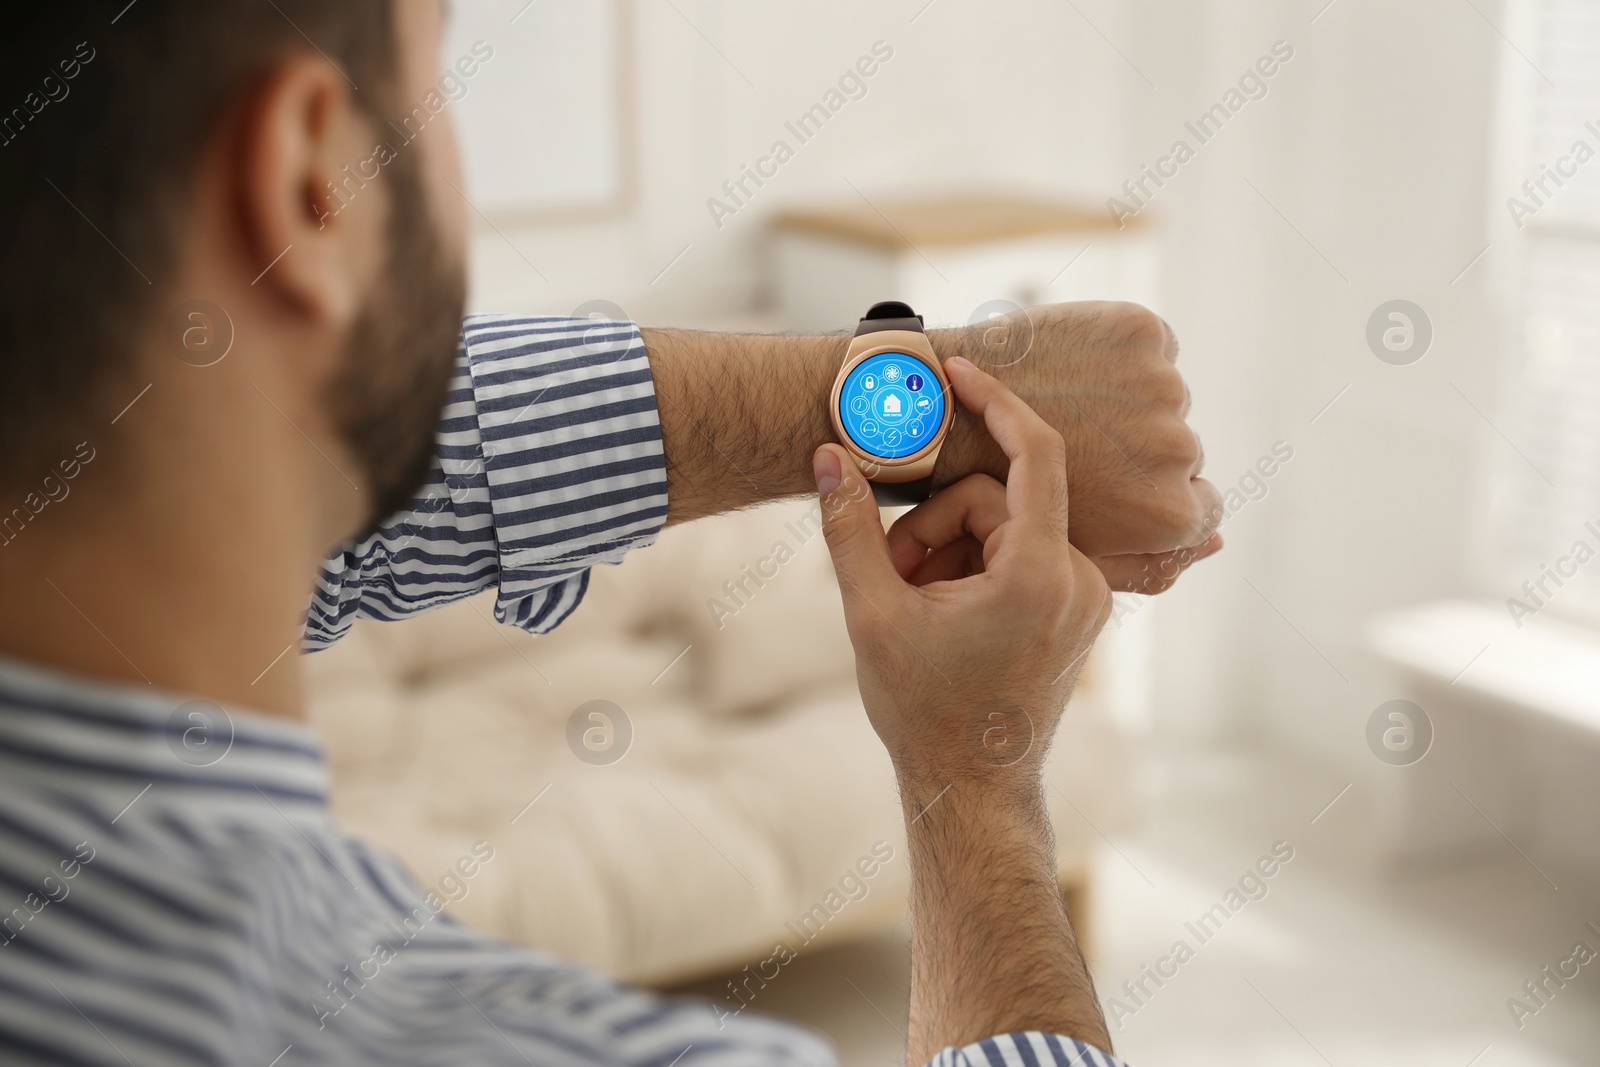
[882,394,902,415]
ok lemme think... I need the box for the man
[0,3,1221,1065]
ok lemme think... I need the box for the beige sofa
[304,498,1137,985]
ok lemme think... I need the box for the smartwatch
[829,301,954,506]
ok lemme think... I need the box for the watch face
[837,351,946,460]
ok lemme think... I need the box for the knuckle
[1192,483,1226,534]
[1029,424,1068,464]
[968,472,1006,496]
[1140,420,1198,469]
[1153,493,1206,541]
[1167,425,1203,469]
[1105,301,1168,351]
[1149,365,1190,410]
[946,471,1004,506]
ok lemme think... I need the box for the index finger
[942,356,1070,546]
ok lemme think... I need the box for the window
[1492,0,1600,624]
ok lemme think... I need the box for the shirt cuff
[927,1033,1129,1067]
[462,313,669,633]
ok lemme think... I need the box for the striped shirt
[307,315,673,648]
[0,316,1129,1067]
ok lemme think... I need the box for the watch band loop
[855,301,925,336]
[869,477,934,508]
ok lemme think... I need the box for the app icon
[882,394,903,416]
[915,395,932,414]
[908,419,924,438]
[884,429,902,446]
[906,373,924,392]
[862,374,877,390]
[861,419,880,437]
[850,396,869,415]
[884,364,902,383]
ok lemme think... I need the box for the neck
[0,357,356,721]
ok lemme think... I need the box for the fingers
[1109,308,1223,559]
[1082,483,1223,563]
[814,444,908,608]
[943,357,1070,548]
[1094,532,1223,594]
[908,535,986,586]
[1105,452,1223,559]
[1149,416,1222,552]
[886,473,1008,581]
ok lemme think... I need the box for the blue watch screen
[837,351,946,460]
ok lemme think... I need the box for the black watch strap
[851,302,934,506]
[870,477,934,507]
[854,300,926,337]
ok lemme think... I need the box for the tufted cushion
[305,502,1136,982]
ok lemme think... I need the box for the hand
[932,301,1223,593]
[814,356,1110,784]
[815,356,1117,1058]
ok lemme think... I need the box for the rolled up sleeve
[927,1033,1129,1067]
[304,314,668,650]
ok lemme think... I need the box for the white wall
[465,0,1139,319]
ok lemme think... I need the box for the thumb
[814,444,904,604]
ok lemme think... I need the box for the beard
[325,145,467,543]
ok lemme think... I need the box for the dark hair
[0,3,396,487]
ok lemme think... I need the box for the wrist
[928,323,1008,488]
[877,690,1061,794]
[897,771,1051,843]
[800,334,848,482]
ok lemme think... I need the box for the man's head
[1,1,467,540]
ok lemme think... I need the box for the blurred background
[308,1,1600,1064]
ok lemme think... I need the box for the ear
[232,55,384,330]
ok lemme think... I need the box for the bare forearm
[641,327,840,524]
[898,776,1111,1064]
